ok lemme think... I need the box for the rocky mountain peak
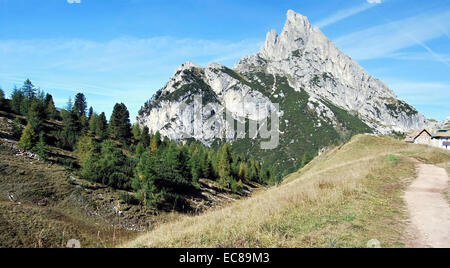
[261,10,315,61]
[137,9,435,177]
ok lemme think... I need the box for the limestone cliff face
[137,10,433,149]
[235,10,430,133]
[137,62,277,145]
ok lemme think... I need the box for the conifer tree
[248,159,260,182]
[200,151,212,179]
[238,162,249,182]
[0,88,5,110]
[96,112,108,140]
[218,143,233,186]
[75,135,96,167]
[18,123,36,150]
[301,152,313,167]
[109,103,132,142]
[132,123,142,143]
[27,98,46,134]
[56,100,82,150]
[45,94,58,119]
[87,107,94,121]
[141,126,151,148]
[73,93,87,117]
[88,112,98,134]
[150,131,161,152]
[22,79,36,99]
[10,87,24,114]
[34,133,48,161]
[135,142,145,158]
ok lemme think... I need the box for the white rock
[235,10,431,133]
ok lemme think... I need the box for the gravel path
[404,160,450,248]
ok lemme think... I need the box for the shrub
[12,118,24,139]
[63,158,77,171]
[119,192,141,206]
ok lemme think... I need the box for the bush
[119,192,141,206]
[0,88,6,110]
[12,118,24,139]
[63,158,77,171]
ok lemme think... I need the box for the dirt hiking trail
[404,159,450,248]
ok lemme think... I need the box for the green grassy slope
[123,135,450,248]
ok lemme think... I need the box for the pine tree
[33,133,48,161]
[150,131,161,152]
[22,79,36,99]
[79,113,89,133]
[109,103,132,142]
[88,113,98,135]
[45,94,58,119]
[301,152,313,167]
[27,98,46,134]
[248,159,260,182]
[135,142,145,158]
[218,143,233,187]
[132,123,142,143]
[200,151,212,179]
[18,123,36,150]
[87,107,94,121]
[10,87,24,115]
[238,162,249,182]
[66,97,73,111]
[96,112,108,140]
[260,163,272,184]
[189,146,202,183]
[141,126,151,148]
[0,88,5,110]
[75,135,96,167]
[56,103,81,150]
[73,93,87,117]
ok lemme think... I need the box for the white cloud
[67,0,81,4]
[0,36,262,118]
[334,10,450,62]
[314,0,383,28]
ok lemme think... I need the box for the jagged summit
[261,10,316,61]
[235,10,428,133]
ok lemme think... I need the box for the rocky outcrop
[235,10,430,133]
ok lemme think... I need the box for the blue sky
[0,0,449,121]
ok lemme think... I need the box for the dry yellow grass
[122,134,450,248]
